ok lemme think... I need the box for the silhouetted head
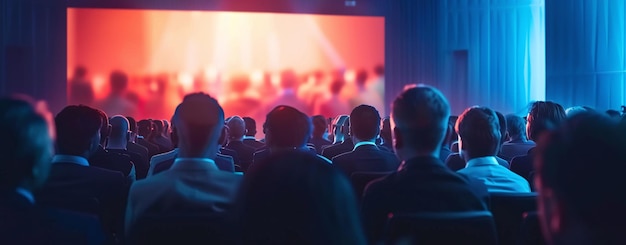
[172,93,224,158]
[311,115,327,138]
[329,79,345,95]
[137,120,153,138]
[227,116,246,141]
[374,65,384,77]
[55,105,102,158]
[527,101,566,142]
[355,69,368,87]
[218,125,229,146]
[391,85,450,160]
[93,109,111,145]
[238,151,365,245]
[264,106,311,149]
[350,105,381,142]
[495,111,508,144]
[108,115,130,147]
[0,97,53,191]
[109,70,128,94]
[280,70,298,90]
[380,117,392,143]
[242,117,257,137]
[153,119,164,136]
[536,112,626,244]
[73,66,88,79]
[456,106,501,161]
[506,114,527,141]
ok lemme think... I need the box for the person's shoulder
[150,149,177,163]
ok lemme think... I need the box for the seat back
[518,211,545,245]
[350,171,390,200]
[386,211,497,245]
[128,212,230,245]
[489,192,538,245]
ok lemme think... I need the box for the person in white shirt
[456,106,530,193]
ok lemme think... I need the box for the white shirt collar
[173,158,218,170]
[52,155,90,166]
[353,141,377,151]
[466,156,499,168]
[15,187,35,204]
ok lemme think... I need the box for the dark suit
[252,147,319,168]
[89,146,134,179]
[108,149,149,180]
[243,138,265,150]
[225,141,255,172]
[361,156,488,243]
[445,153,510,171]
[37,161,130,236]
[510,148,536,184]
[321,138,354,160]
[152,154,236,175]
[0,191,105,245]
[499,140,535,162]
[332,144,400,178]
[309,136,332,154]
[152,135,173,153]
[128,142,149,164]
[137,138,160,157]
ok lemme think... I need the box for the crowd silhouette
[2,78,626,245]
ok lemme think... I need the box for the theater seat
[489,192,538,245]
[386,211,498,245]
[518,211,545,245]
[350,171,391,201]
[127,212,230,245]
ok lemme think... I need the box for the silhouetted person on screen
[97,71,137,117]
[68,66,94,106]
[265,70,309,115]
[89,110,136,181]
[0,97,105,245]
[361,85,488,244]
[536,113,626,245]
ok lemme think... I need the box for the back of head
[152,120,164,135]
[329,79,345,95]
[137,120,153,137]
[456,107,501,159]
[0,97,52,191]
[109,115,130,143]
[173,93,224,157]
[127,116,137,134]
[226,116,246,140]
[537,112,626,243]
[527,101,566,142]
[239,151,365,245]
[94,109,110,145]
[265,106,311,148]
[391,85,450,156]
[350,105,381,141]
[505,114,526,139]
[109,70,128,94]
[355,69,368,87]
[311,115,327,137]
[495,111,508,144]
[55,105,102,157]
[242,117,256,137]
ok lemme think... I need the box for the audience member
[97,71,137,117]
[0,97,105,245]
[68,66,95,106]
[242,117,264,149]
[499,114,535,161]
[151,120,172,152]
[237,151,366,245]
[125,116,150,171]
[455,107,530,192]
[322,116,354,159]
[379,117,393,152]
[106,115,149,179]
[510,101,566,183]
[125,93,242,235]
[88,110,136,181]
[309,115,332,154]
[314,78,350,119]
[332,105,400,177]
[361,85,488,243]
[536,113,626,244]
[136,119,160,157]
[224,116,256,171]
[37,105,130,237]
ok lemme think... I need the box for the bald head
[173,93,224,158]
[227,116,246,141]
[108,115,130,148]
[391,85,450,158]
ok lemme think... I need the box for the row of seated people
[1,85,625,244]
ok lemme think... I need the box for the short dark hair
[126,116,137,133]
[109,70,128,94]
[527,101,566,141]
[153,119,164,135]
[350,105,381,141]
[55,105,102,156]
[392,85,450,152]
[94,109,110,145]
[355,69,368,87]
[265,106,311,148]
[505,114,526,139]
[238,151,365,244]
[456,107,501,158]
[137,120,153,137]
[242,117,257,137]
[495,111,507,144]
[173,93,224,155]
[311,115,327,137]
[0,98,51,190]
[538,112,626,242]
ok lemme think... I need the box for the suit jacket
[510,147,536,184]
[309,136,332,154]
[361,156,488,243]
[152,135,173,153]
[0,191,105,245]
[37,162,130,235]
[321,138,354,160]
[445,153,510,171]
[225,141,255,172]
[252,147,320,168]
[89,146,135,181]
[127,142,149,167]
[499,140,536,162]
[137,138,160,158]
[125,158,243,234]
[149,149,236,175]
[243,138,265,150]
[108,149,149,180]
[332,144,400,178]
